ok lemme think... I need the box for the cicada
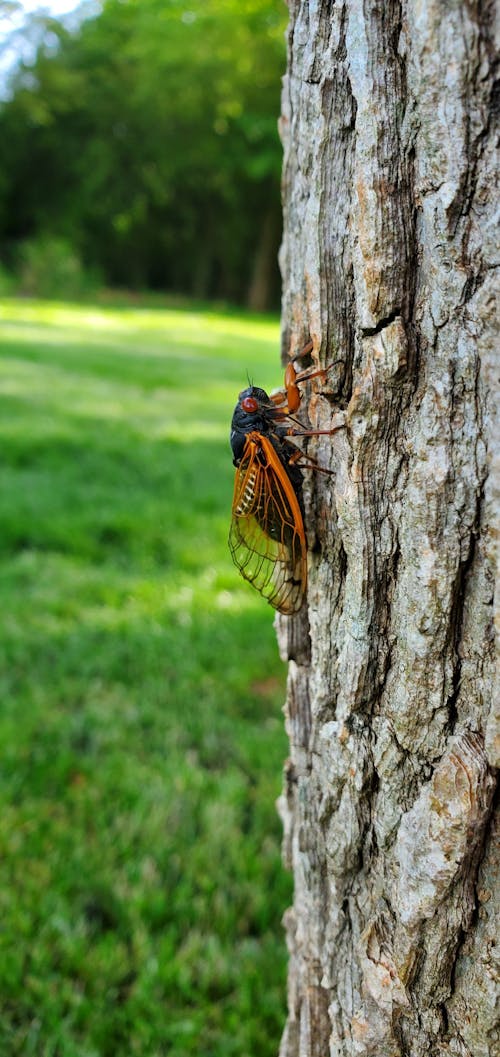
[229,351,339,614]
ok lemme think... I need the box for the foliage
[0,259,15,294]
[0,0,287,306]
[17,235,101,297]
[0,297,290,1056]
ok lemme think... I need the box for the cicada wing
[229,433,307,614]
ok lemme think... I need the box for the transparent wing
[229,432,307,614]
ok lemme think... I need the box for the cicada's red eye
[241,396,259,413]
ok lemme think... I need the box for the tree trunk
[277,3,498,1055]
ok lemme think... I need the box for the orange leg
[269,336,343,419]
[287,447,335,476]
[284,419,345,475]
[286,423,345,439]
[291,359,342,385]
[271,356,343,415]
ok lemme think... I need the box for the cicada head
[230,385,276,465]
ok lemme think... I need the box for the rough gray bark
[276,3,498,1055]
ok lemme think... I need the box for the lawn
[0,298,291,1057]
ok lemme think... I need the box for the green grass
[0,298,291,1057]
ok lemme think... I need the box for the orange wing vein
[229,431,307,614]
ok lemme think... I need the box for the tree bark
[277,3,498,1055]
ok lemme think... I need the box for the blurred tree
[0,0,286,306]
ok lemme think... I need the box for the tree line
[0,0,286,308]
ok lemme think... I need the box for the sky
[0,0,83,39]
[0,1,97,94]
[4,0,81,17]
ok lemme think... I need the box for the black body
[230,386,274,465]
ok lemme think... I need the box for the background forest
[0,0,286,308]
[0,2,291,1055]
